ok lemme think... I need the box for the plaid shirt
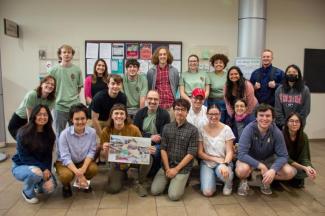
[155,65,174,109]
[161,121,198,174]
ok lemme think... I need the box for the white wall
[0,0,324,142]
[267,0,325,138]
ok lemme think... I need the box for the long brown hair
[36,75,56,101]
[92,59,108,83]
[151,46,173,65]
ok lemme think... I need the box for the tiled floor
[1,141,325,216]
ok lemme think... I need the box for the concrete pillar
[238,0,267,58]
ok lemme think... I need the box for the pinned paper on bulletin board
[111,59,124,75]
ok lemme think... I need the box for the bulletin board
[85,40,182,77]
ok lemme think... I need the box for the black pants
[8,113,27,140]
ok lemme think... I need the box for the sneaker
[135,183,148,197]
[237,179,249,196]
[260,184,272,195]
[22,191,39,204]
[223,183,232,196]
[62,185,72,198]
[83,185,93,193]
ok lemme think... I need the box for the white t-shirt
[186,106,208,129]
[199,124,235,168]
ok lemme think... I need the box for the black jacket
[133,107,170,141]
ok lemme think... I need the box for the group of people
[9,44,316,204]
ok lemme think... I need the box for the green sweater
[287,132,312,167]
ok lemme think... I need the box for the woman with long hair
[198,104,235,197]
[84,59,108,106]
[12,105,56,204]
[275,64,310,128]
[8,75,56,139]
[224,66,258,118]
[283,112,316,188]
[101,104,154,197]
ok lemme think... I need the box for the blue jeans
[207,98,228,123]
[200,161,234,194]
[12,163,56,198]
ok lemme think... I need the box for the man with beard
[133,90,170,176]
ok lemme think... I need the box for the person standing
[207,53,229,123]
[49,44,83,137]
[123,59,148,116]
[147,47,179,120]
[274,64,310,128]
[250,49,284,106]
[179,54,210,103]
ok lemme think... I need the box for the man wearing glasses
[151,99,198,201]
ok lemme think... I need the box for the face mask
[286,74,299,82]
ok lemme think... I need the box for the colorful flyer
[140,43,152,60]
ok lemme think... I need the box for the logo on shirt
[71,73,75,80]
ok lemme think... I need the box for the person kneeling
[283,113,317,188]
[12,105,56,204]
[235,104,296,196]
[150,99,198,201]
[55,104,98,198]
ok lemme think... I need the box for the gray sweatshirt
[237,121,288,172]
[274,85,310,128]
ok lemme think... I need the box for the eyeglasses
[288,119,300,124]
[174,108,187,112]
[207,113,220,117]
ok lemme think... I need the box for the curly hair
[151,47,173,65]
[210,53,229,68]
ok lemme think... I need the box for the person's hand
[305,166,317,180]
[148,146,157,155]
[258,163,268,175]
[166,168,178,178]
[268,80,276,88]
[151,134,161,143]
[77,176,89,189]
[254,82,261,90]
[262,169,276,185]
[102,142,110,152]
[43,169,51,181]
[219,164,229,179]
[74,169,84,178]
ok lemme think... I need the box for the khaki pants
[151,168,190,201]
[55,160,98,186]
[107,159,153,194]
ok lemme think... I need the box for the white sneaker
[237,179,249,196]
[22,191,39,204]
[223,183,232,196]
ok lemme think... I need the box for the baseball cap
[192,88,205,98]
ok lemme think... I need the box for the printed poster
[112,43,125,59]
[108,135,151,165]
[126,43,139,59]
[140,43,152,60]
